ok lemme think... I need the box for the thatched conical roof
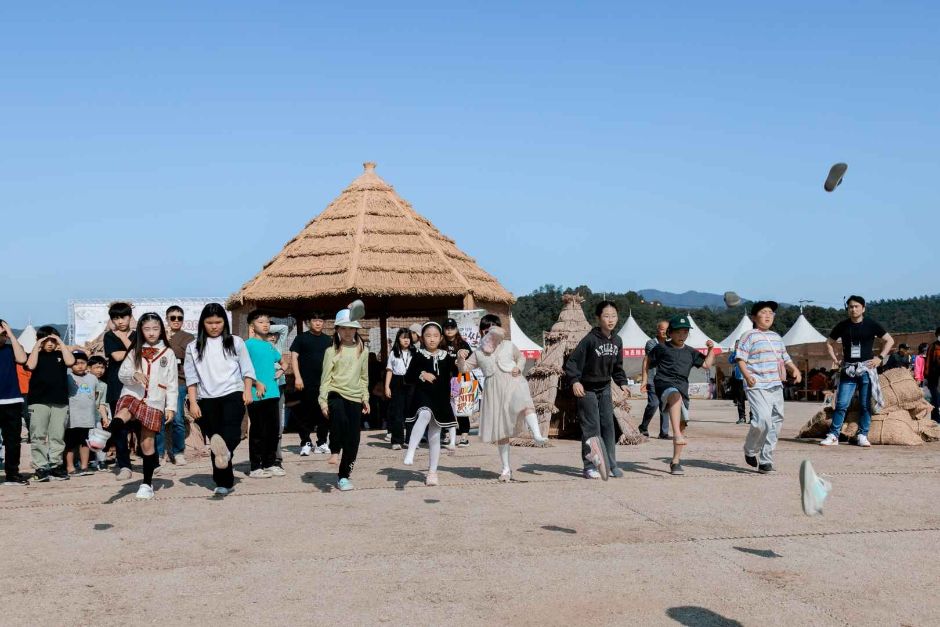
[229,163,514,313]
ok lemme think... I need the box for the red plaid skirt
[115,395,165,433]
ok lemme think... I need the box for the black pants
[297,392,329,448]
[639,385,669,437]
[730,378,750,422]
[327,393,361,480]
[1,402,23,477]
[247,398,279,470]
[106,399,132,469]
[387,377,411,446]
[198,392,244,489]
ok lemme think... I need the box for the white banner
[71,299,229,345]
[446,309,486,350]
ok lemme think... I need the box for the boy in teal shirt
[245,311,287,478]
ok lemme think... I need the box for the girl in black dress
[402,322,458,486]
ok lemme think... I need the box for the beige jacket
[118,342,179,412]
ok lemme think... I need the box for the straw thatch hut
[227,163,515,346]
[524,294,643,445]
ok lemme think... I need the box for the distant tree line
[512,286,940,342]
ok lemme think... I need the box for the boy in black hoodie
[564,301,630,479]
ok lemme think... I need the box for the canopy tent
[227,163,515,355]
[719,314,754,351]
[783,314,828,346]
[687,314,721,353]
[17,325,36,353]
[509,315,542,359]
[617,313,652,358]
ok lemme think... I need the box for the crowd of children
[0,294,893,502]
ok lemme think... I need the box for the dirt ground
[2,400,939,626]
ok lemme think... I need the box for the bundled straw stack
[799,368,940,445]
[520,294,643,446]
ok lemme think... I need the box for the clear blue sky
[3,1,938,326]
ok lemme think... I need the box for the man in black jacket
[564,301,630,479]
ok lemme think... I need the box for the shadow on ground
[654,458,752,474]
[666,606,743,626]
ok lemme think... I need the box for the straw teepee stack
[521,294,643,446]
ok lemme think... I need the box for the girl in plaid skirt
[113,313,178,500]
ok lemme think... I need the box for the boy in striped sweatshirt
[735,301,801,473]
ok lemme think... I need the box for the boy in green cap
[641,314,715,475]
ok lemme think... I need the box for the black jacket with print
[564,327,628,390]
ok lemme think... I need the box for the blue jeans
[829,372,872,437]
[155,384,187,458]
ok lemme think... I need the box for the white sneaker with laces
[314,444,330,455]
[266,466,286,477]
[249,468,271,478]
[856,434,871,447]
[819,434,839,446]
[135,484,154,500]
[299,442,313,456]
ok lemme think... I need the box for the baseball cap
[750,300,779,316]
[668,315,692,331]
[444,318,458,329]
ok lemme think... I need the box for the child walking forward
[384,328,414,451]
[184,303,256,497]
[457,314,547,482]
[318,307,369,491]
[110,313,179,499]
[564,301,630,480]
[735,301,801,473]
[403,322,458,486]
[642,314,716,476]
[245,310,287,478]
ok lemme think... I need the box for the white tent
[719,314,754,351]
[686,315,720,352]
[617,314,652,357]
[782,314,827,346]
[510,315,542,359]
[17,325,36,353]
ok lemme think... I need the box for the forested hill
[512,286,940,342]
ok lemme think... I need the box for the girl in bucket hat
[318,306,369,492]
[641,314,716,476]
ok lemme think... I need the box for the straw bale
[868,409,932,446]
[879,368,927,410]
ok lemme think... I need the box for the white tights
[404,409,441,472]
[496,413,545,477]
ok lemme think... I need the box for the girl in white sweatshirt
[184,303,256,496]
[113,313,178,500]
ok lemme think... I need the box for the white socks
[404,410,432,465]
[525,413,548,443]
[428,422,442,472]
[498,444,511,475]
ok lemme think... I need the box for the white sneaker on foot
[209,435,230,469]
[135,484,154,500]
[265,465,286,477]
[392,444,402,451]
[116,467,132,481]
[856,434,871,447]
[213,486,233,496]
[249,468,271,478]
[299,442,313,456]
[384,433,392,442]
[174,454,187,466]
[314,443,330,455]
[819,434,839,446]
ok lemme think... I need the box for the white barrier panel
[71,299,229,345]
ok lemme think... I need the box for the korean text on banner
[447,309,486,350]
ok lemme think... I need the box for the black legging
[296,391,329,449]
[327,392,361,479]
[1,402,23,477]
[198,392,244,489]
[387,376,412,446]
[247,397,279,471]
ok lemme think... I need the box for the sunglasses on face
[168,316,184,322]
